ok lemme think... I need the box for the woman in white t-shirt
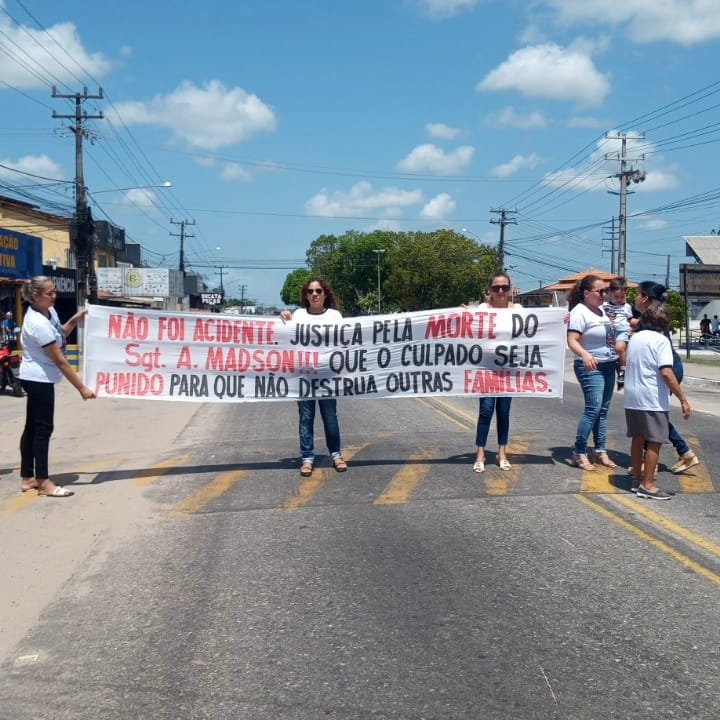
[280,278,347,478]
[472,272,523,473]
[625,301,691,500]
[566,274,618,471]
[19,276,96,497]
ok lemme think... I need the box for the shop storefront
[0,227,43,321]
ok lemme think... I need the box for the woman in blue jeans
[473,272,523,473]
[566,274,619,471]
[280,278,347,477]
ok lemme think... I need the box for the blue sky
[1,0,720,305]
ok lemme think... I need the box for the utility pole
[489,208,517,272]
[238,284,247,307]
[52,87,104,306]
[170,218,195,274]
[605,132,645,279]
[665,254,671,289]
[215,266,226,297]
[603,217,618,274]
[372,249,386,313]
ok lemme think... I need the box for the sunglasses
[306,288,324,295]
[588,288,608,296]
[490,284,510,292]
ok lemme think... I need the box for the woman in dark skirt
[624,301,691,500]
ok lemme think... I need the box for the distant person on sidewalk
[699,314,711,339]
[712,315,720,337]
[280,278,347,477]
[625,299,691,500]
[19,276,96,497]
[631,281,699,479]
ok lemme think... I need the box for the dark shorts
[625,409,669,443]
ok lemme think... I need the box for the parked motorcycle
[0,341,22,396]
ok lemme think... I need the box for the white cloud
[397,144,475,175]
[637,218,670,231]
[123,188,160,207]
[110,80,277,150]
[419,0,480,19]
[0,15,111,89]
[425,122,461,140]
[485,106,549,129]
[567,116,606,129]
[542,135,680,192]
[477,43,611,107]
[491,152,542,178]
[0,154,66,182]
[421,193,456,219]
[221,163,252,181]
[305,181,424,218]
[539,0,720,45]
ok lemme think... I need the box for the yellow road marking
[425,397,476,428]
[610,494,720,559]
[374,452,431,505]
[577,495,720,587]
[133,455,191,487]
[0,490,40,516]
[281,444,365,510]
[484,433,533,496]
[171,470,246,516]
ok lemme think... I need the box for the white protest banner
[83,304,567,403]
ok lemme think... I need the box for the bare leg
[631,436,645,483]
[640,441,662,492]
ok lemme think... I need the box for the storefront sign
[0,227,42,279]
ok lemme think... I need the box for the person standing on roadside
[566,274,618,471]
[19,276,96,497]
[624,300,691,500]
[472,272,523,473]
[280,278,347,477]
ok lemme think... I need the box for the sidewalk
[680,350,720,389]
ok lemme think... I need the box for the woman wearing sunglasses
[280,278,347,477]
[472,272,523,473]
[566,274,619,471]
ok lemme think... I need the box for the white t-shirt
[568,303,618,363]
[603,301,633,335]
[476,302,523,310]
[291,307,343,322]
[623,330,673,411]
[19,306,66,384]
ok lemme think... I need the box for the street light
[373,249,386,313]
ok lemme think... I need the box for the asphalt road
[0,366,719,719]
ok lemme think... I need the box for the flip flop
[38,486,74,497]
[300,462,313,478]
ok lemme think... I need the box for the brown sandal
[333,457,348,472]
[300,461,313,477]
[593,452,618,469]
[571,454,595,471]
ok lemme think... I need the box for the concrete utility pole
[605,132,645,279]
[238,284,247,308]
[489,209,517,272]
[170,218,195,274]
[215,266,227,296]
[372,249,386,313]
[52,87,104,306]
[603,217,618,274]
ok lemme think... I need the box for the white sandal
[472,461,485,473]
[498,459,512,471]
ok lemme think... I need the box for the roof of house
[684,236,720,265]
[542,268,638,292]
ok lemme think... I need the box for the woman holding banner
[18,276,96,497]
[280,278,348,477]
[566,274,618,472]
[472,272,523,473]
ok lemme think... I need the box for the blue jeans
[298,399,341,463]
[668,422,689,456]
[475,396,512,447]
[573,359,616,455]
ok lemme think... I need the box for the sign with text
[83,305,568,403]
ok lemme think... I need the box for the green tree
[280,268,311,307]
[626,287,686,331]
